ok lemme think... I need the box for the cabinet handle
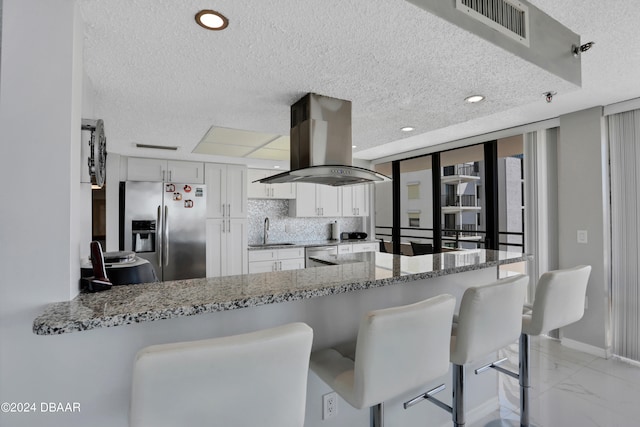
[169,170,172,182]
[357,208,360,215]
[228,204,231,216]
[271,188,274,197]
[266,187,269,197]
[228,219,230,233]
[279,261,282,270]
[162,170,166,182]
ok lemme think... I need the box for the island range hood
[258,93,390,186]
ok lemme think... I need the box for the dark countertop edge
[32,253,531,335]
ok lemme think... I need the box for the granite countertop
[247,239,376,250]
[33,249,531,335]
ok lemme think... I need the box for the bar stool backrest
[130,322,313,427]
[353,294,456,409]
[524,265,591,336]
[451,275,528,365]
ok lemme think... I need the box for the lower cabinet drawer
[338,244,353,254]
[248,260,277,274]
[352,242,378,253]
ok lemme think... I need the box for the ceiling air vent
[456,0,529,47]
[135,143,178,151]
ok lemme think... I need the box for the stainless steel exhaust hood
[259,93,390,186]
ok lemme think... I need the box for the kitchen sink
[249,243,296,248]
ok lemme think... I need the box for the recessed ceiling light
[400,126,415,132]
[274,165,280,169]
[352,145,357,148]
[464,95,485,103]
[195,10,229,31]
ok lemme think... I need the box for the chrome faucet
[263,217,269,244]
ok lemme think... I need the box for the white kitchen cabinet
[205,163,247,218]
[206,218,248,278]
[351,242,378,253]
[337,244,353,254]
[248,247,305,273]
[289,183,342,217]
[338,242,378,254]
[342,184,370,217]
[127,157,204,183]
[247,169,296,199]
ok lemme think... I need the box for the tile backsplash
[248,199,364,244]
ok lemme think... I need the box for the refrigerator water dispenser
[131,220,156,253]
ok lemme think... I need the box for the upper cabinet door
[247,169,296,199]
[205,163,226,218]
[127,158,166,181]
[353,184,370,217]
[342,186,356,217]
[317,185,342,217]
[126,158,204,183]
[342,185,370,217]
[247,169,269,198]
[205,163,247,219]
[290,183,318,217]
[167,160,204,184]
[226,165,247,218]
[271,181,296,199]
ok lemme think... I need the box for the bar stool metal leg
[452,364,465,427]
[371,403,384,427]
[519,333,530,427]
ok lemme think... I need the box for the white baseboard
[436,397,499,427]
[560,337,610,358]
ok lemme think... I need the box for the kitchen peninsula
[32,249,530,427]
[33,249,529,336]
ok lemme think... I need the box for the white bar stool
[310,294,457,427]
[519,265,591,426]
[445,275,529,427]
[129,322,313,427]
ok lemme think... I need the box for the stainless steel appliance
[119,181,206,281]
[258,93,390,186]
[305,245,337,268]
[81,250,158,287]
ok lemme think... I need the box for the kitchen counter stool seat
[518,265,591,426]
[129,322,313,427]
[310,294,456,427]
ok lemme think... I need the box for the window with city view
[374,135,525,255]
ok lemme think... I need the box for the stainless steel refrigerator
[119,181,206,281]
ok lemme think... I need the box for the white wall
[557,107,611,352]
[0,1,90,425]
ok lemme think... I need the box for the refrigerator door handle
[157,205,163,266]
[164,205,169,266]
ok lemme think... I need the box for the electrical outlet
[323,392,337,420]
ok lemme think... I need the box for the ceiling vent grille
[135,143,178,151]
[456,0,529,47]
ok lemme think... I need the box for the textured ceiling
[80,0,640,167]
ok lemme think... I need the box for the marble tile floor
[470,336,640,427]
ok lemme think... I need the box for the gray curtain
[609,109,640,361]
